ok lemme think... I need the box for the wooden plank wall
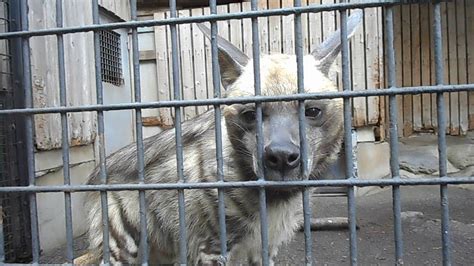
[140,1,384,129]
[29,0,97,150]
[391,0,474,136]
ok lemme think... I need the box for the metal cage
[0,0,473,265]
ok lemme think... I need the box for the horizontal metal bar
[0,0,399,40]
[0,84,472,115]
[0,177,472,193]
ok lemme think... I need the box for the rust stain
[371,56,382,89]
[403,122,413,137]
[449,126,460,136]
[142,116,173,129]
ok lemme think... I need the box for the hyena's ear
[311,9,363,75]
[196,23,249,89]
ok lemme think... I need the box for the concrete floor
[39,133,474,264]
[40,186,473,265]
[276,186,474,265]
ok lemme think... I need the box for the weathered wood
[447,1,460,135]
[308,0,322,53]
[190,7,210,114]
[202,7,214,105]
[154,12,174,126]
[178,9,197,120]
[229,3,243,50]
[467,0,474,130]
[441,2,450,134]
[365,7,381,126]
[411,4,422,132]
[376,4,385,140]
[301,0,309,54]
[268,0,282,54]
[29,0,97,150]
[258,1,270,54]
[456,0,468,135]
[430,3,438,129]
[321,0,337,84]
[142,116,174,128]
[99,0,131,21]
[147,1,383,131]
[351,8,367,127]
[281,0,295,55]
[241,2,253,57]
[139,50,156,61]
[420,3,432,129]
[402,4,413,136]
[394,5,404,137]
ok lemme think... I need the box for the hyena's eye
[241,110,256,124]
[305,107,322,119]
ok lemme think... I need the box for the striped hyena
[85,10,362,265]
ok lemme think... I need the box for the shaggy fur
[85,11,362,265]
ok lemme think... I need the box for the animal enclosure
[0,0,473,265]
[137,0,384,130]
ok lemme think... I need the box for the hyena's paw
[197,243,227,266]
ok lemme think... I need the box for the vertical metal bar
[385,5,404,264]
[209,0,228,262]
[294,0,312,264]
[91,0,110,262]
[130,0,149,264]
[55,0,74,263]
[340,4,357,266]
[0,207,4,263]
[250,0,269,264]
[433,3,451,265]
[19,0,40,263]
[168,0,187,263]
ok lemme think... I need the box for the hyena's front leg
[87,192,140,264]
[196,242,228,266]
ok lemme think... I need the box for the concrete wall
[32,1,135,253]
[36,146,95,252]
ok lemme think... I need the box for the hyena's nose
[264,144,300,172]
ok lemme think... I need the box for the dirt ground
[276,185,474,265]
[40,185,473,265]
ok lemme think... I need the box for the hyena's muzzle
[262,114,302,182]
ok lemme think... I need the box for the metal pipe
[0,84,472,116]
[209,0,228,262]
[385,5,403,264]
[0,1,400,40]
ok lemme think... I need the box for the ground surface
[276,186,474,265]
[40,134,474,265]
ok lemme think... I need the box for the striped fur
[85,14,362,265]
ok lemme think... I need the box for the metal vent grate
[99,29,122,86]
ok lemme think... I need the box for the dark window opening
[99,29,123,86]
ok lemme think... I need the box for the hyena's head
[198,11,362,184]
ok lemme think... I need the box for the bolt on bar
[92,0,111,262]
[433,2,451,265]
[294,0,313,264]
[209,0,228,262]
[55,0,74,263]
[384,4,404,264]
[129,0,149,264]
[249,0,269,264]
[168,0,188,264]
[19,0,40,264]
[339,4,358,265]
